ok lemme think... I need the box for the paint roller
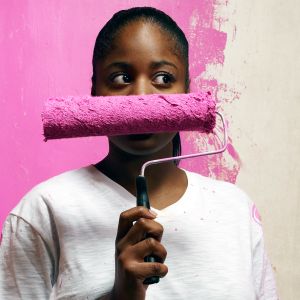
[42,92,216,140]
[42,92,228,284]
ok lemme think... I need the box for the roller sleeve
[42,92,216,141]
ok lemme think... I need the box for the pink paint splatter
[180,2,241,183]
[252,204,262,225]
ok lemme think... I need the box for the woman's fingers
[118,237,167,263]
[114,207,168,284]
[116,218,164,254]
[116,206,157,242]
[132,237,167,262]
[117,238,168,280]
[137,262,168,279]
[122,261,169,281]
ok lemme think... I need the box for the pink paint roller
[42,92,228,285]
[42,92,216,140]
[42,91,227,176]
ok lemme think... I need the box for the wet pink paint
[180,3,241,183]
[42,92,216,140]
[0,1,240,227]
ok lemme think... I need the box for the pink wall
[0,0,237,227]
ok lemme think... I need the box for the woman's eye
[153,73,174,86]
[110,74,131,85]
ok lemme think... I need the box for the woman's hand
[111,206,168,300]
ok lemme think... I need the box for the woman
[0,7,277,300]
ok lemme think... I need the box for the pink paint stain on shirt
[252,204,262,226]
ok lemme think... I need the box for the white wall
[217,0,300,298]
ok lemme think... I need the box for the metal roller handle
[140,112,228,176]
[136,111,228,285]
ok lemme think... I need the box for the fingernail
[149,209,158,217]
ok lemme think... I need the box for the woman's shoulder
[183,168,263,236]
[10,165,98,222]
[16,165,92,198]
[183,168,254,208]
[184,168,249,195]
[34,165,96,192]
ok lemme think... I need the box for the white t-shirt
[0,166,278,300]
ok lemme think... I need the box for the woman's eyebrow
[150,60,178,70]
[104,62,131,70]
[104,60,178,70]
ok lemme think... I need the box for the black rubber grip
[136,175,160,285]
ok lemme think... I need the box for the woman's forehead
[105,21,181,62]
[99,22,182,64]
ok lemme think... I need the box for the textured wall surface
[221,1,300,299]
[0,0,299,298]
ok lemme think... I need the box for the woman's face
[94,21,187,156]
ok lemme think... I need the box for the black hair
[91,7,189,165]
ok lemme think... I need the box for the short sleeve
[0,215,54,299]
[251,203,279,299]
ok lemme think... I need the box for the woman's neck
[94,140,183,197]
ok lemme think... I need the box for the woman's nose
[130,76,153,95]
